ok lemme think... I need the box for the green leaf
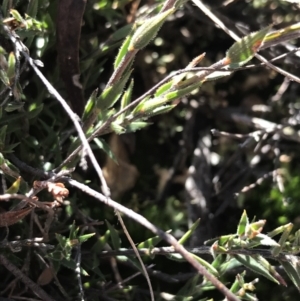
[191,253,219,277]
[7,52,15,81]
[49,250,64,261]
[92,230,110,253]
[272,223,293,256]
[124,121,149,132]
[234,254,279,284]
[3,142,20,153]
[132,96,171,116]
[60,258,89,276]
[164,80,202,101]
[137,231,171,249]
[5,176,21,194]
[110,122,126,134]
[106,220,121,250]
[237,210,249,237]
[281,256,300,290]
[154,81,173,97]
[82,89,98,121]
[27,103,44,119]
[178,218,200,245]
[226,26,271,68]
[10,9,25,23]
[69,222,79,240]
[78,233,95,244]
[249,234,279,247]
[211,254,226,269]
[230,273,244,293]
[205,234,233,246]
[129,8,176,50]
[94,138,117,163]
[219,257,242,274]
[98,69,132,111]
[149,105,177,117]
[114,27,134,69]
[55,233,68,249]
[0,159,20,178]
[255,255,287,286]
[5,101,25,112]
[118,79,134,121]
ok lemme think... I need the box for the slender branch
[98,246,294,261]
[0,238,54,251]
[0,21,111,198]
[192,0,300,83]
[116,211,154,301]
[75,244,85,301]
[66,178,240,301]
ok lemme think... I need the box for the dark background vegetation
[1,0,300,300]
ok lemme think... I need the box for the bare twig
[75,244,85,301]
[0,238,54,252]
[116,211,155,301]
[216,108,300,143]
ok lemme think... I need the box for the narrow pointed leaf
[255,255,287,286]
[246,234,279,249]
[281,258,300,290]
[234,254,279,284]
[98,70,132,111]
[178,218,200,245]
[94,138,117,162]
[114,26,134,69]
[191,253,219,277]
[7,52,15,81]
[119,79,134,121]
[237,210,249,237]
[129,8,175,50]
[27,103,44,119]
[147,104,177,117]
[137,231,171,249]
[5,176,21,194]
[155,80,173,97]
[82,89,98,121]
[124,121,149,132]
[78,233,95,244]
[106,220,121,250]
[272,223,293,256]
[10,9,24,23]
[226,26,271,68]
[120,79,134,110]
